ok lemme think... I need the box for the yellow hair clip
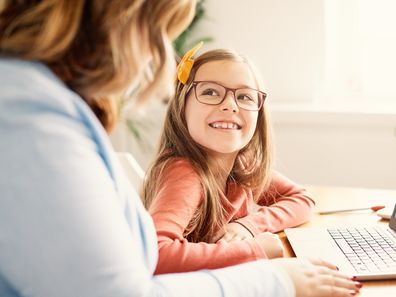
[177,41,203,84]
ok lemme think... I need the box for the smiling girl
[143,48,315,274]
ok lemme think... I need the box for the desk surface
[281,185,396,296]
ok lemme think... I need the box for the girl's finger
[222,233,233,242]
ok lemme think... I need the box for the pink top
[150,159,315,274]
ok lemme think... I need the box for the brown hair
[0,0,195,131]
[143,49,273,243]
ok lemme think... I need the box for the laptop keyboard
[327,227,396,273]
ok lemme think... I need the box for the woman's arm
[150,160,268,274]
[235,171,315,236]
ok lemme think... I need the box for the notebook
[377,206,394,220]
[285,203,396,280]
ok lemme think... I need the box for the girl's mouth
[208,121,241,130]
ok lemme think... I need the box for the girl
[143,48,316,274]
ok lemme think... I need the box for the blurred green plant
[173,0,212,57]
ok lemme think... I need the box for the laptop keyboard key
[334,239,354,253]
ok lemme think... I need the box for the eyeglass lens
[195,82,262,111]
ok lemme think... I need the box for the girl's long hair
[0,0,195,131]
[143,49,273,243]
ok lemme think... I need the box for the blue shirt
[0,59,293,297]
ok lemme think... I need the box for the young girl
[143,47,316,274]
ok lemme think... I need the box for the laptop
[285,203,396,280]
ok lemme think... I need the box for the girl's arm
[234,171,315,236]
[150,160,268,274]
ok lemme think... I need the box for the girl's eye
[201,88,219,96]
[237,94,254,101]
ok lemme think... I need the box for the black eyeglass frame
[190,80,267,111]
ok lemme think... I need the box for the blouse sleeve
[150,160,268,274]
[235,171,315,236]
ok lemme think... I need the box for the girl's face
[185,60,259,159]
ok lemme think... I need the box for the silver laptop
[285,204,396,280]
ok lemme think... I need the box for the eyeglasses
[191,81,266,111]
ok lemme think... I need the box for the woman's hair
[0,0,195,131]
[143,49,273,243]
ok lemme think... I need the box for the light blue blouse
[0,59,294,297]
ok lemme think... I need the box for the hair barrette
[176,41,203,84]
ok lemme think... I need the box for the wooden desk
[280,186,396,296]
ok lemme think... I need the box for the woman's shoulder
[0,58,89,117]
[1,59,64,94]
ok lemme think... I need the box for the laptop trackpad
[285,228,355,273]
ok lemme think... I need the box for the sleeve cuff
[245,238,268,260]
[207,259,295,297]
[234,218,261,236]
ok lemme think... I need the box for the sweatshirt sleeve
[150,160,267,274]
[235,171,315,236]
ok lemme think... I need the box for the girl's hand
[271,258,362,297]
[213,222,254,243]
[254,232,285,258]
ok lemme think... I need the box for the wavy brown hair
[0,0,195,131]
[143,49,273,243]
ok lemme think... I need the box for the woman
[0,1,360,297]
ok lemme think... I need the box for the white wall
[112,0,396,189]
[272,109,396,189]
[196,0,325,104]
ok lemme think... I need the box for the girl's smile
[208,120,242,130]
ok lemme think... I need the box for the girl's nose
[220,91,239,113]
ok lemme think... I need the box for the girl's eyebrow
[201,80,255,89]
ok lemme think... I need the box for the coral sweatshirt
[150,159,315,274]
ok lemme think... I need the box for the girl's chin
[205,147,241,157]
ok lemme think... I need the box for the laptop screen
[389,203,396,231]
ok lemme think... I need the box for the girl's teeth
[211,122,239,129]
